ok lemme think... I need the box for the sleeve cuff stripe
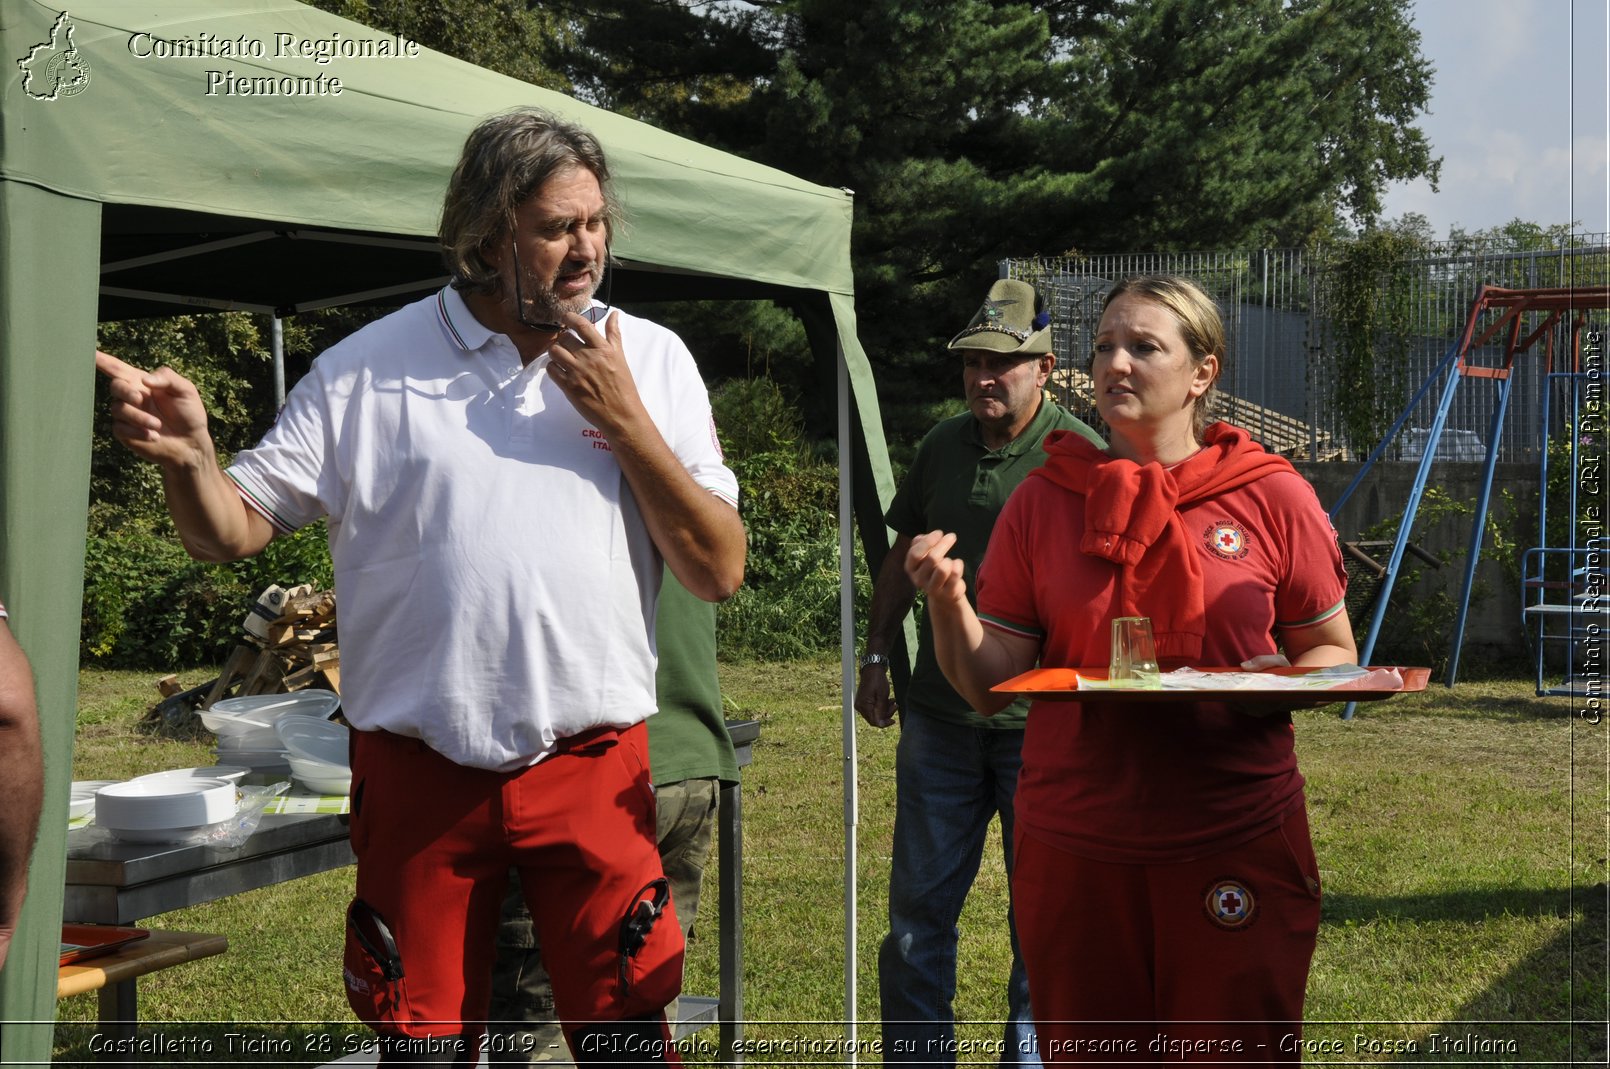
[980,613,1042,640]
[227,471,297,534]
[1278,599,1346,631]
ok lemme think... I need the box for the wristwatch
[858,652,892,670]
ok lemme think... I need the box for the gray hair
[439,108,619,295]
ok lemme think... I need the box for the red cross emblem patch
[1204,878,1257,930]
[1203,520,1251,560]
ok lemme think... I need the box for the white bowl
[70,781,117,824]
[201,691,340,739]
[95,777,238,831]
[68,786,97,820]
[133,766,250,787]
[214,728,284,750]
[210,748,290,772]
[275,715,349,766]
[287,753,352,795]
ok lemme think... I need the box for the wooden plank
[318,666,341,695]
[282,663,321,690]
[264,622,298,646]
[287,589,337,624]
[239,650,286,696]
[201,646,257,709]
[57,931,228,1000]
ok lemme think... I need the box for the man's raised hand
[95,351,213,468]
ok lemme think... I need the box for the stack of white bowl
[275,714,352,795]
[68,783,106,822]
[95,776,240,844]
[132,766,250,788]
[199,690,340,773]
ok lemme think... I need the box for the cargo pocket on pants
[344,897,413,1027]
[615,877,684,1017]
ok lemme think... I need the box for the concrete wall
[1294,460,1539,662]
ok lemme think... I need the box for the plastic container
[201,690,340,743]
[275,715,349,766]
[286,753,352,795]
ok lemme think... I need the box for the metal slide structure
[1327,285,1609,718]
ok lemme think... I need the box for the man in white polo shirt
[97,108,744,1065]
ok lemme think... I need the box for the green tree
[308,0,574,89]
[532,0,1439,423]
[1313,222,1431,452]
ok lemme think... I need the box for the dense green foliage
[84,315,348,666]
[710,379,870,659]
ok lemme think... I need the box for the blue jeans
[879,710,1039,1068]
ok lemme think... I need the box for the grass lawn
[53,661,1606,1066]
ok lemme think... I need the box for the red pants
[342,723,683,1054]
[1013,807,1322,1064]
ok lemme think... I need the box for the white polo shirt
[228,288,739,771]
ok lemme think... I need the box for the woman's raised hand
[905,530,968,606]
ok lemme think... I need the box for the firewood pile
[148,583,339,730]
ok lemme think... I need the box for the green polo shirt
[885,394,1103,728]
[648,569,740,787]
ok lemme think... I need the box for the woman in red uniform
[906,275,1356,1063]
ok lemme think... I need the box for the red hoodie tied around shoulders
[1024,422,1298,661]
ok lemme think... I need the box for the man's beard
[511,258,602,330]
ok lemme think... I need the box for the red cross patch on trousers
[1203,878,1258,930]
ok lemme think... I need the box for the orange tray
[60,924,150,966]
[992,665,1431,703]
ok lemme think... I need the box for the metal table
[62,720,760,1060]
[64,809,354,926]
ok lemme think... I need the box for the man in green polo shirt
[855,278,1102,1069]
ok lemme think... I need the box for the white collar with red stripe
[436,286,612,353]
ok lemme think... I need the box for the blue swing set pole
[1341,355,1465,720]
[1445,371,1514,685]
[1327,339,1464,523]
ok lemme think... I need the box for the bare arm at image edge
[0,615,43,973]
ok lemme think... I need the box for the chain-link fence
[1004,236,1609,461]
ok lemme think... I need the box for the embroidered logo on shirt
[1203,520,1251,560]
[710,415,725,460]
[1203,878,1258,930]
